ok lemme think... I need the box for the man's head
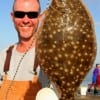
[11,0,41,41]
[97,64,100,68]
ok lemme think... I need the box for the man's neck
[16,38,36,53]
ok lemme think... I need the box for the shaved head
[12,0,41,13]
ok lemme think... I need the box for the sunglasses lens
[28,12,39,18]
[14,11,25,18]
[14,11,39,19]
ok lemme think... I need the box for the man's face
[11,0,40,40]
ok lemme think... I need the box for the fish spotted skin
[36,0,97,100]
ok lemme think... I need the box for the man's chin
[20,35,33,41]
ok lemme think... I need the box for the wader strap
[4,45,14,73]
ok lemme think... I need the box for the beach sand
[75,95,100,100]
[75,94,100,100]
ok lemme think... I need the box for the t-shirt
[0,44,49,87]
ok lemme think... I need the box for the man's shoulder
[0,46,10,74]
[0,47,8,55]
[0,44,15,55]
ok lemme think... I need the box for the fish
[36,0,97,100]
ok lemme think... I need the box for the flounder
[36,0,97,100]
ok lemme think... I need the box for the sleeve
[38,68,50,88]
[0,48,8,85]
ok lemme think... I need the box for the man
[0,0,49,100]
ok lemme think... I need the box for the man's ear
[37,12,46,33]
[10,12,14,21]
[38,12,46,28]
[38,12,46,22]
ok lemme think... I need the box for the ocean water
[80,68,93,87]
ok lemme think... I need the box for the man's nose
[22,15,30,23]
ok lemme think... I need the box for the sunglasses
[13,11,39,19]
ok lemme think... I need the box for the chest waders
[0,45,41,100]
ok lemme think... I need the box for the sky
[0,0,100,64]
